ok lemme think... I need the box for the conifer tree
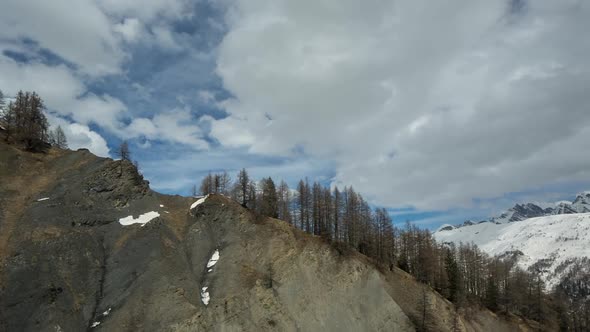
[260,177,278,218]
[55,125,67,149]
[277,180,291,223]
[117,140,131,161]
[0,89,5,111]
[235,168,250,207]
[2,91,48,150]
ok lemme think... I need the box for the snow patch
[37,197,50,202]
[91,321,100,328]
[118,211,160,226]
[190,195,209,210]
[159,204,164,207]
[201,286,210,305]
[103,308,111,316]
[207,250,220,268]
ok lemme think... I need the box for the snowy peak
[571,191,590,213]
[434,212,590,289]
[485,202,549,225]
[441,191,590,231]
[553,201,578,214]
[434,191,590,289]
[492,202,549,224]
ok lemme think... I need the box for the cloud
[140,146,333,194]
[151,25,183,51]
[0,56,127,133]
[127,109,209,149]
[98,0,191,22]
[0,0,126,76]
[47,114,110,157]
[114,18,144,42]
[211,0,590,210]
[2,0,587,224]
[198,89,216,104]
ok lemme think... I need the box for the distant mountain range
[434,191,590,289]
[439,191,590,231]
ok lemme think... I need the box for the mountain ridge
[438,192,590,232]
[435,211,590,290]
[0,142,542,331]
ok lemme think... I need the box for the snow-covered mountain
[434,211,590,289]
[571,191,590,213]
[489,202,551,224]
[443,192,590,230]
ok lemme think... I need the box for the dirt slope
[0,143,538,331]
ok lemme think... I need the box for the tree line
[0,90,67,150]
[198,169,589,331]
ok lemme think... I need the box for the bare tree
[116,140,131,161]
[235,168,250,207]
[416,286,433,332]
[247,180,258,211]
[2,91,49,150]
[55,125,67,149]
[0,89,5,112]
[260,177,278,218]
[200,172,214,195]
[333,186,342,242]
[47,129,57,145]
[277,180,291,223]
[219,171,231,195]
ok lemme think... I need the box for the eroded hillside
[0,143,542,331]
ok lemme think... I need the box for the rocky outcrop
[571,192,590,213]
[0,143,537,331]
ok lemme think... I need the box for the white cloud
[141,147,332,194]
[151,25,182,51]
[47,115,111,157]
[114,18,144,42]
[0,0,125,76]
[0,56,127,133]
[211,0,590,210]
[98,0,191,22]
[198,89,216,104]
[127,109,209,149]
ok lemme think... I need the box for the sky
[1,0,590,229]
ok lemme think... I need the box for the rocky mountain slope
[0,142,542,331]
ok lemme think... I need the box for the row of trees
[198,169,589,330]
[0,90,67,150]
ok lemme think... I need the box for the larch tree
[55,125,67,149]
[2,91,49,150]
[200,172,214,195]
[277,180,291,223]
[219,171,232,195]
[247,179,258,211]
[117,140,131,161]
[47,129,56,146]
[235,168,250,207]
[0,89,5,112]
[333,186,342,243]
[260,177,278,218]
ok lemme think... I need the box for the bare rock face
[0,143,534,331]
[84,160,150,208]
